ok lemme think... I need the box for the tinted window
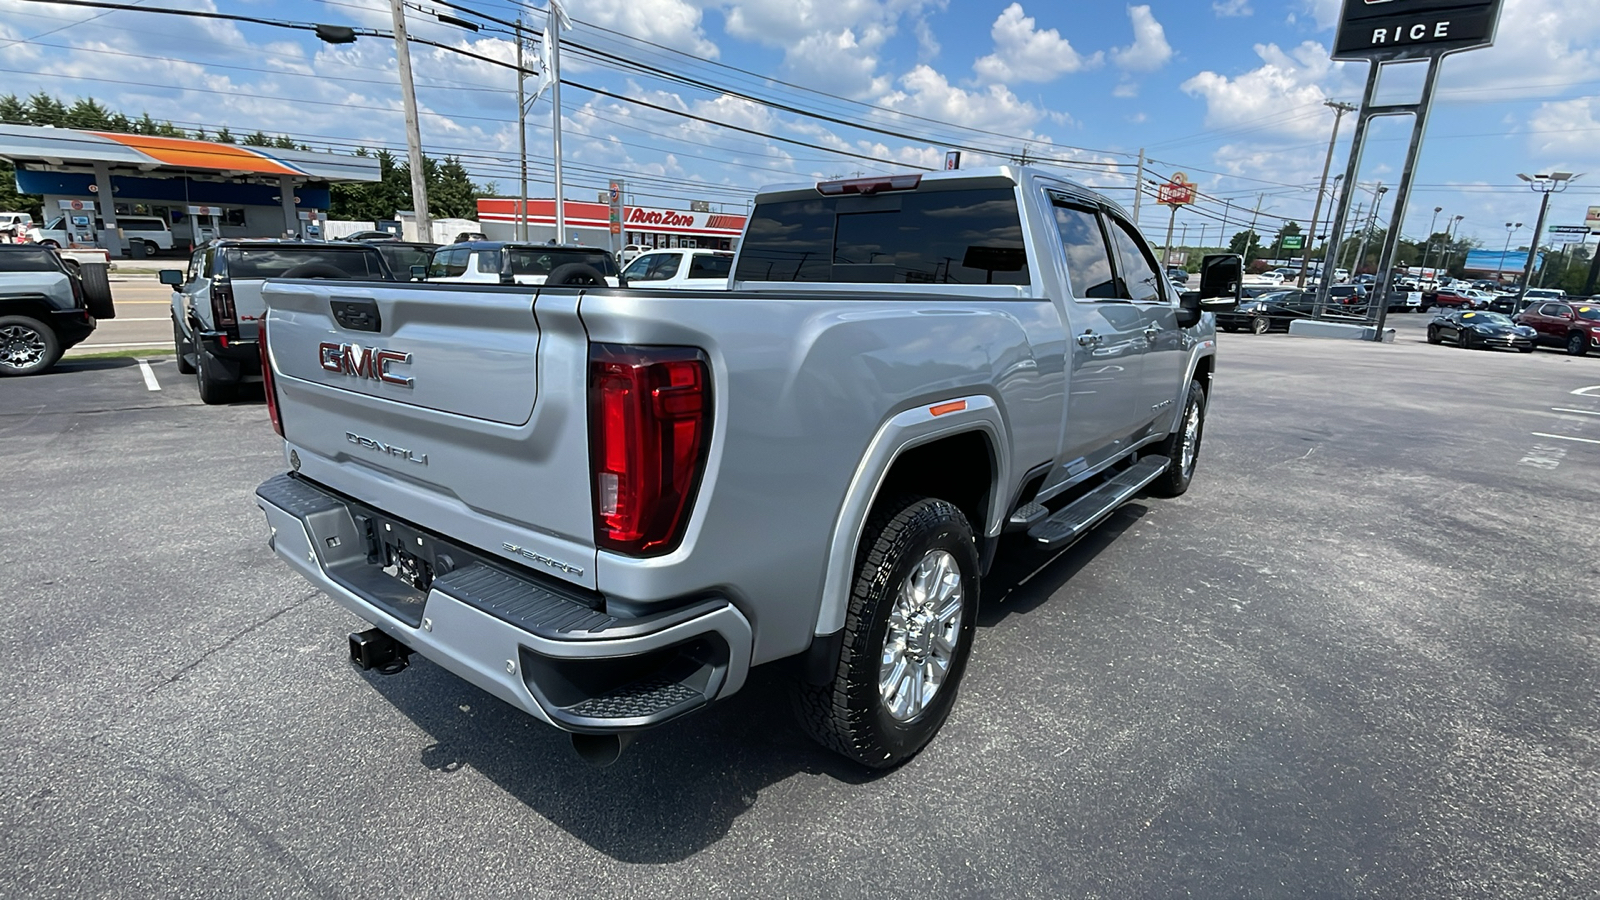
[507,248,618,277]
[429,247,470,278]
[229,248,387,280]
[734,186,1029,285]
[1107,218,1164,303]
[648,254,681,280]
[372,244,432,276]
[1051,203,1116,299]
[0,248,64,272]
[119,217,165,230]
[688,254,732,279]
[1540,303,1571,317]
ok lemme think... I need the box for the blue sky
[2,0,1598,249]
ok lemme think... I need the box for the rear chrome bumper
[255,473,752,733]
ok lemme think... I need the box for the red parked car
[1515,300,1600,356]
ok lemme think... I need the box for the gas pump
[57,199,98,246]
[187,205,222,247]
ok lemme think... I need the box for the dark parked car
[0,244,101,376]
[1166,265,1189,285]
[1514,300,1600,356]
[1217,289,1314,334]
[1427,310,1536,352]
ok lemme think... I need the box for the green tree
[0,160,43,219]
[1228,229,1262,262]
[64,97,112,130]
[272,134,298,149]
[27,92,67,127]
[0,94,29,124]
[214,126,236,144]
[243,131,272,146]
[429,156,480,218]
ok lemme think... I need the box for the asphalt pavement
[2,324,1598,898]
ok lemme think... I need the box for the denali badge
[346,431,427,465]
[501,542,585,577]
[319,342,413,387]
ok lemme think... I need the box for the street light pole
[1501,222,1522,286]
[388,0,431,241]
[1419,206,1442,280]
[1515,172,1582,305]
[1353,183,1386,282]
[1439,214,1465,276]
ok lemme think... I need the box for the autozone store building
[477,198,747,251]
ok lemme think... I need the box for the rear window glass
[508,248,618,277]
[735,186,1029,285]
[0,248,64,273]
[227,248,388,280]
[688,254,732,279]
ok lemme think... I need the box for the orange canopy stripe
[90,132,308,176]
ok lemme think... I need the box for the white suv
[620,249,734,289]
[425,242,620,286]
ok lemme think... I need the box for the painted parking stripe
[1551,407,1600,417]
[110,317,171,322]
[1573,385,1600,397]
[1530,432,1600,445]
[137,359,161,392]
[70,342,170,350]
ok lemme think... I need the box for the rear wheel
[1567,332,1588,357]
[1460,331,1475,350]
[793,495,979,769]
[194,346,237,404]
[0,315,62,376]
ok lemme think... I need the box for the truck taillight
[589,344,711,556]
[260,319,283,437]
[211,278,236,329]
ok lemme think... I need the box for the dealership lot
[3,330,1598,898]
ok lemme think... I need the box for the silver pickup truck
[254,166,1240,767]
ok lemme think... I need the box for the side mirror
[410,265,427,281]
[1198,254,1243,308]
[158,269,184,286]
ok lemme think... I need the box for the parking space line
[1573,385,1600,397]
[137,360,161,392]
[71,342,171,350]
[1552,407,1600,417]
[1531,432,1600,445]
[113,317,171,322]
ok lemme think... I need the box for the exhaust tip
[571,732,635,767]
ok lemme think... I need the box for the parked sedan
[1217,289,1314,334]
[1427,310,1536,352]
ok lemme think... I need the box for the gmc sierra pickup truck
[254,166,1240,768]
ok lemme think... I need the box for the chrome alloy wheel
[0,323,48,372]
[880,549,965,722]
[1179,394,1202,478]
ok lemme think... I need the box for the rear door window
[648,254,681,280]
[429,247,470,278]
[735,185,1029,285]
[688,254,732,279]
[1050,201,1116,300]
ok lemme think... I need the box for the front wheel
[793,495,980,769]
[1250,316,1270,335]
[1568,332,1589,357]
[1426,326,1442,345]
[1148,380,1207,498]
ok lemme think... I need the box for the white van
[28,214,173,254]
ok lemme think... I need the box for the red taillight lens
[589,344,711,556]
[211,279,236,329]
[260,319,283,437]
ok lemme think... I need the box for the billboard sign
[1548,225,1590,245]
[607,179,624,235]
[1157,173,1196,206]
[1333,0,1505,62]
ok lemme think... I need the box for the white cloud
[881,64,1046,133]
[1526,95,1600,159]
[1112,5,1173,73]
[1213,0,1252,16]
[1181,41,1351,139]
[571,0,719,59]
[782,28,893,99]
[1435,0,1600,101]
[973,4,1101,85]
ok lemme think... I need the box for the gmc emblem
[318,342,413,387]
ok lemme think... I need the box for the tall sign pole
[1321,0,1506,338]
[1156,173,1197,266]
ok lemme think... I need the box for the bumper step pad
[1027,456,1169,550]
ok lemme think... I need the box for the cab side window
[1107,218,1166,304]
[649,253,682,281]
[622,255,654,282]
[1051,201,1117,300]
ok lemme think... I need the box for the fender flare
[1161,340,1216,434]
[813,394,1010,636]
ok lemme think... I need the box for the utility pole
[388,0,431,241]
[1419,206,1442,279]
[1300,100,1356,288]
[1132,148,1146,226]
[515,17,528,242]
[1515,172,1581,305]
[550,12,566,244]
[1353,183,1386,279]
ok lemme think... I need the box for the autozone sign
[1333,0,1504,62]
[626,208,696,228]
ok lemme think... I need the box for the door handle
[1076,332,1100,347]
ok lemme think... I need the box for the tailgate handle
[331,299,381,333]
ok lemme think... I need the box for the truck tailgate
[261,281,598,588]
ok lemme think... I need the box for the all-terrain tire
[0,315,63,376]
[1147,380,1207,498]
[793,495,980,769]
